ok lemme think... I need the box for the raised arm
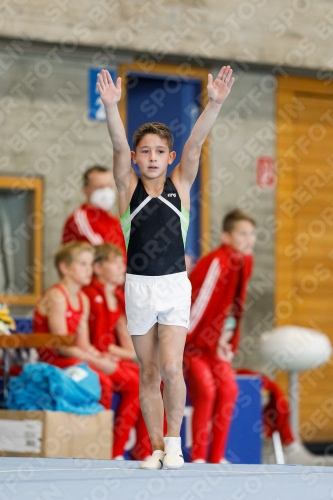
[97,70,135,192]
[172,66,234,189]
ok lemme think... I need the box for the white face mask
[90,187,116,211]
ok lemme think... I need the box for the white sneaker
[192,459,206,463]
[140,450,165,470]
[113,455,124,460]
[163,438,184,469]
[219,458,231,464]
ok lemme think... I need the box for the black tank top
[120,178,190,276]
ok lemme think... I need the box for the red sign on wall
[257,156,275,189]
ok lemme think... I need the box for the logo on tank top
[94,295,103,303]
[167,193,176,197]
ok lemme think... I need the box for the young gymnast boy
[83,243,141,459]
[33,241,117,410]
[97,65,234,469]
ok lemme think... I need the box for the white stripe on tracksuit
[74,208,104,245]
[188,258,220,334]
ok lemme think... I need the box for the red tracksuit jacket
[62,203,126,254]
[186,244,253,356]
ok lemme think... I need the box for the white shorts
[125,272,192,336]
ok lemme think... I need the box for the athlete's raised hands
[97,69,122,108]
[207,65,234,104]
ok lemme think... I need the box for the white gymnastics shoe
[140,450,165,470]
[163,437,184,469]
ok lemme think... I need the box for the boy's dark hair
[133,122,174,151]
[94,243,124,264]
[54,241,94,277]
[83,165,111,186]
[222,209,256,233]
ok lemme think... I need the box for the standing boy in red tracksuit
[184,209,255,463]
[83,243,141,459]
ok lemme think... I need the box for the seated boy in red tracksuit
[83,243,140,460]
[184,209,255,463]
[33,241,116,410]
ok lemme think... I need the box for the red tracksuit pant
[110,360,140,457]
[49,357,140,457]
[185,354,238,463]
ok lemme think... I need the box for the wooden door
[276,76,333,442]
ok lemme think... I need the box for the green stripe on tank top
[121,203,189,250]
[120,206,131,250]
[181,204,190,247]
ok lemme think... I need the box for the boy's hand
[97,69,122,108]
[217,339,233,362]
[87,345,100,357]
[207,65,234,104]
[97,356,118,375]
[103,350,121,363]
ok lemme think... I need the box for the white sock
[164,437,181,447]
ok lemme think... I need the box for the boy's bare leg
[132,324,164,451]
[158,324,187,437]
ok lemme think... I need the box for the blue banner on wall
[88,68,117,121]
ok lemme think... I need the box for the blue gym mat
[0,458,332,500]
[0,457,333,500]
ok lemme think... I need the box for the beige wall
[1,1,332,71]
